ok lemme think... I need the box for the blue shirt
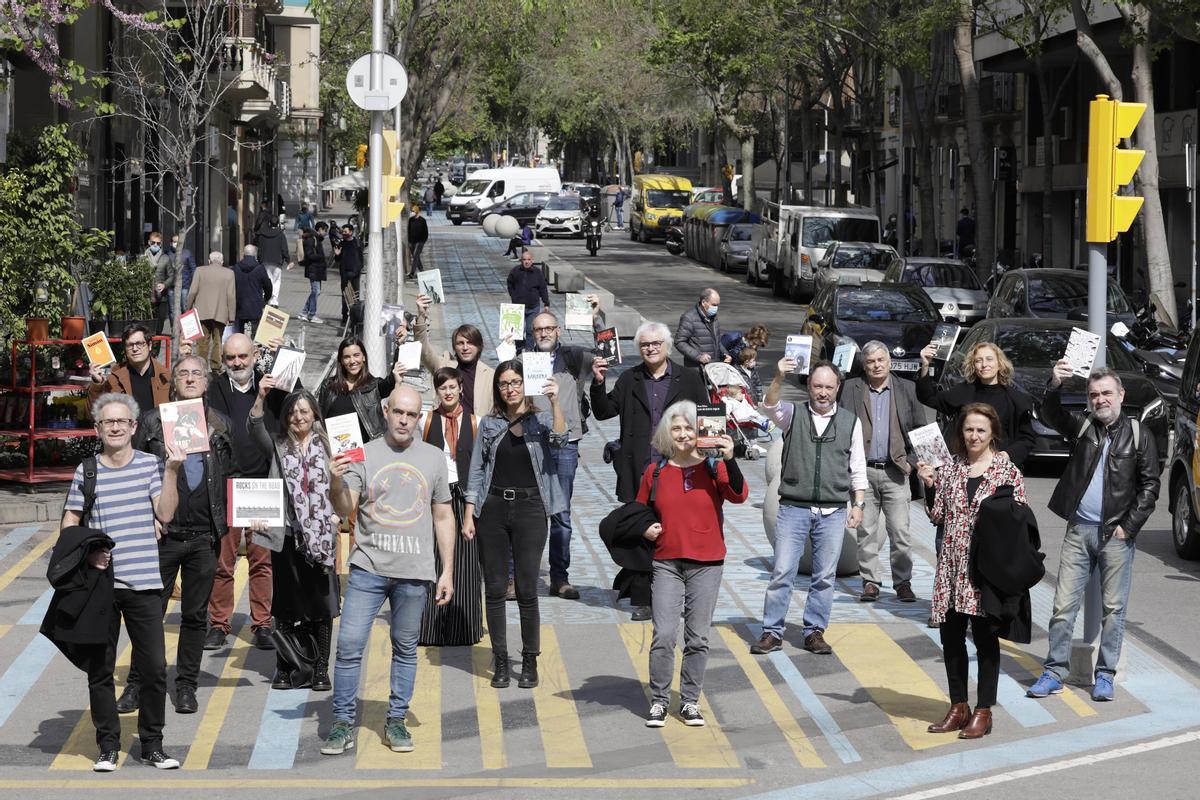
[866,382,892,462]
[1074,433,1110,525]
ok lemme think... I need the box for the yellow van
[630,174,693,243]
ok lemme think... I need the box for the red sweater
[636,459,748,562]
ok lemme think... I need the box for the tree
[953,1,996,279]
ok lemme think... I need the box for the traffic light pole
[363,0,386,376]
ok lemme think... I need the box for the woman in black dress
[418,367,483,645]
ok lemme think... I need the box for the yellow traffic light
[381,131,406,226]
[1086,94,1145,243]
[355,143,368,169]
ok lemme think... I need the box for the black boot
[518,652,539,689]
[311,620,332,692]
[271,654,292,690]
[490,653,510,688]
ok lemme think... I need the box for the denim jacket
[465,410,568,517]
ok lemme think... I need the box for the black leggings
[475,494,547,656]
[940,610,1000,708]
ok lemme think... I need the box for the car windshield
[904,262,983,289]
[803,217,880,247]
[544,196,581,211]
[990,327,1139,371]
[1026,276,1131,313]
[727,224,753,241]
[833,247,892,271]
[835,288,938,323]
[695,190,723,203]
[458,179,490,197]
[576,186,600,199]
[646,189,692,208]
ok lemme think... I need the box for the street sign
[993,146,1016,182]
[345,53,408,111]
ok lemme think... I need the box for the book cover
[696,402,728,450]
[929,323,962,362]
[832,341,858,374]
[1065,327,1101,378]
[395,341,423,372]
[254,307,289,346]
[496,341,516,363]
[269,346,306,392]
[594,327,622,365]
[179,309,204,342]
[499,303,525,342]
[784,334,813,375]
[907,422,952,468]
[565,293,593,331]
[160,397,210,454]
[521,352,554,395]
[325,413,365,463]
[417,269,445,304]
[226,478,285,527]
[82,332,117,368]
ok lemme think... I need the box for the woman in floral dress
[918,402,1026,741]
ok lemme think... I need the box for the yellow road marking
[471,643,507,769]
[0,535,54,594]
[1000,642,1097,718]
[396,646,442,769]
[716,626,825,768]
[827,624,953,751]
[355,623,394,767]
[0,778,756,789]
[531,626,592,768]
[617,623,739,769]
[0,624,10,642]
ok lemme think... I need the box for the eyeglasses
[96,418,135,429]
[175,369,207,379]
[533,326,558,334]
[498,380,524,390]
[125,340,149,350]
[639,341,665,351]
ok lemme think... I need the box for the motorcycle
[665,219,684,255]
[585,216,602,256]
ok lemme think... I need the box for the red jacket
[636,459,747,562]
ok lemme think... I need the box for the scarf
[281,435,337,570]
[434,403,464,454]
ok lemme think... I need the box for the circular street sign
[345,53,408,111]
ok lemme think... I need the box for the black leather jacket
[134,404,235,538]
[1042,386,1160,538]
[318,375,391,441]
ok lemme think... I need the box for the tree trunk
[1071,0,1123,98]
[741,134,755,210]
[953,3,995,279]
[900,68,937,256]
[1036,63,1057,263]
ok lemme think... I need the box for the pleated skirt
[419,484,484,646]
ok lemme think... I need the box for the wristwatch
[852,500,866,510]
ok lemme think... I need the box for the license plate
[891,360,919,372]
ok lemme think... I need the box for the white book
[521,352,553,396]
[832,341,857,373]
[496,341,516,363]
[908,422,952,468]
[227,478,285,527]
[1064,327,1101,378]
[395,341,423,372]
[179,309,204,342]
[269,346,305,392]
[565,293,593,332]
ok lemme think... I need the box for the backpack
[561,346,592,434]
[67,456,99,525]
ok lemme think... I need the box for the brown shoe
[551,582,580,600]
[895,582,918,603]
[859,583,880,602]
[927,702,971,733]
[958,707,993,739]
[803,630,833,655]
[749,632,782,654]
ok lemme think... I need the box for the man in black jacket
[120,356,235,716]
[407,203,429,279]
[233,245,273,337]
[253,217,294,307]
[674,288,727,368]
[507,249,549,351]
[333,224,364,325]
[1026,363,1159,703]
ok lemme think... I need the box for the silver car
[883,257,988,325]
[813,241,898,294]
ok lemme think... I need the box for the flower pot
[25,317,50,342]
[62,316,86,340]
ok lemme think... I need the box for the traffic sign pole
[364,0,386,376]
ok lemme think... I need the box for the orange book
[82,332,117,368]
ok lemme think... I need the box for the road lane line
[49,642,135,769]
[393,646,442,769]
[531,625,592,768]
[617,622,739,769]
[0,634,59,729]
[470,642,507,769]
[247,682,310,769]
[716,625,825,768]
[827,623,953,751]
[0,535,54,595]
[0,524,43,561]
[0,625,10,643]
[16,587,53,625]
[354,622,395,768]
[0,778,757,789]
[1000,641,1097,718]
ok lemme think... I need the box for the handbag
[271,623,317,689]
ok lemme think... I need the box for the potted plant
[87,256,157,336]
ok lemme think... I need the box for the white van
[749,201,803,287]
[446,167,562,225]
[775,206,880,302]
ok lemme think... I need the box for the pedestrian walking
[674,289,728,368]
[333,224,364,326]
[839,341,926,602]
[408,204,429,279]
[639,401,747,728]
[233,245,273,338]
[506,249,549,351]
[319,386,456,756]
[750,358,866,657]
[86,324,171,412]
[463,361,568,689]
[60,392,185,771]
[433,175,445,209]
[1026,363,1159,703]
[418,368,483,646]
[917,403,1028,739]
[613,186,625,228]
[254,215,294,308]
[184,252,236,371]
[295,203,315,232]
[121,357,234,716]
[168,234,196,302]
[956,208,976,254]
[423,185,436,216]
[418,322,495,417]
[145,232,175,332]
[297,227,328,323]
[248,381,342,691]
[253,200,274,236]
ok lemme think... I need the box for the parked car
[563,182,602,206]
[801,280,940,377]
[683,205,760,269]
[718,223,754,273]
[749,201,804,288]
[883,257,989,325]
[446,166,562,224]
[776,206,881,302]
[1167,327,1200,559]
[813,241,898,294]
[939,318,1168,470]
[630,174,693,242]
[987,268,1137,328]
[479,191,557,227]
[535,194,587,238]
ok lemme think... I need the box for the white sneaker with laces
[645,702,667,728]
[93,750,119,772]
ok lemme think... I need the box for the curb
[0,493,62,525]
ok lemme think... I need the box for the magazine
[178,309,204,342]
[394,341,423,372]
[565,293,593,332]
[521,352,554,396]
[82,331,117,368]
[226,478,285,527]
[908,422,951,468]
[594,327,621,365]
[269,346,306,392]
[696,402,728,451]
[160,398,209,454]
[784,334,813,375]
[417,269,445,304]
[325,413,365,463]
[929,323,962,362]
[1064,327,1102,378]
[832,341,858,374]
[254,307,289,346]
[499,303,525,341]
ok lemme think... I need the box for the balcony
[219,37,276,104]
[238,77,288,126]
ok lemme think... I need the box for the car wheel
[746,264,756,284]
[451,219,462,226]
[788,270,805,304]
[629,223,636,241]
[1173,481,1200,559]
[772,268,786,297]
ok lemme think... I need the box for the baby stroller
[702,362,774,461]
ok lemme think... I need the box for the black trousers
[409,241,425,275]
[941,610,1000,708]
[475,494,547,656]
[128,535,218,690]
[340,272,361,322]
[235,317,260,339]
[82,589,167,754]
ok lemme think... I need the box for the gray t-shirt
[344,436,451,581]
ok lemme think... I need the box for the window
[488,180,506,198]
[544,196,582,211]
[803,217,880,248]
[1027,276,1132,314]
[646,189,691,208]
[990,327,1139,371]
[905,262,983,289]
[835,288,939,323]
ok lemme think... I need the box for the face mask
[149,244,161,254]
[705,306,718,318]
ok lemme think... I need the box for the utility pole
[363,0,386,374]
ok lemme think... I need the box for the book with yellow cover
[254,307,289,346]
[82,332,117,368]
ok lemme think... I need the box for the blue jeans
[1043,522,1136,679]
[303,280,321,317]
[548,441,580,584]
[615,204,623,227]
[762,505,846,638]
[332,566,428,722]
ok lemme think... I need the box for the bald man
[320,386,456,756]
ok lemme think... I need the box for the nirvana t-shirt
[344,436,451,581]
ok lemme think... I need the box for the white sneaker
[309,316,325,325]
[296,314,309,322]
[93,749,119,772]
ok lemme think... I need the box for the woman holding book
[463,359,567,690]
[318,336,405,443]
[417,367,483,646]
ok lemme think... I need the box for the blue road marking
[0,525,43,562]
[0,635,59,727]
[17,588,53,626]
[247,688,310,769]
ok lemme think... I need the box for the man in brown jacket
[185,251,237,371]
[86,324,172,411]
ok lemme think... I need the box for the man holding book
[86,324,172,412]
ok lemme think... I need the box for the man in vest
[751,358,866,656]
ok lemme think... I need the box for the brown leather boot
[958,707,993,739]
[927,702,971,733]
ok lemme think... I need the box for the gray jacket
[674,303,724,367]
[839,376,926,473]
[465,410,568,516]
